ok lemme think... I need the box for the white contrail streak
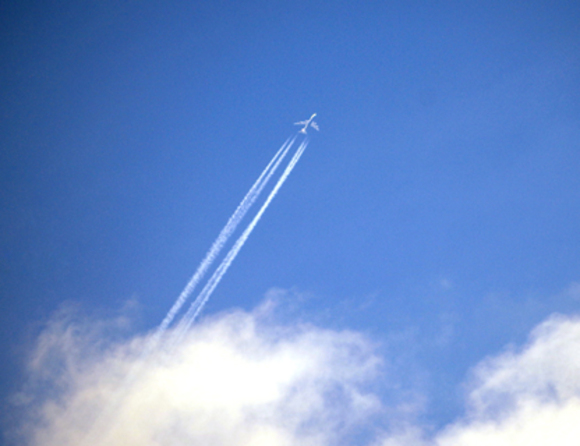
[170,138,309,345]
[148,135,297,348]
[83,135,309,444]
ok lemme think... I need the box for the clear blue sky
[1,1,579,445]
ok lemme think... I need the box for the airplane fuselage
[298,113,317,133]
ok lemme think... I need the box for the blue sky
[1,1,580,445]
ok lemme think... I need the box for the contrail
[148,135,297,349]
[83,133,310,444]
[170,138,309,345]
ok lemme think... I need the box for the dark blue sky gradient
[1,0,579,432]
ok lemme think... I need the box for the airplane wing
[294,121,307,126]
[310,122,319,131]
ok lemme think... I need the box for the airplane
[294,113,319,134]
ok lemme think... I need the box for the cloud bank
[12,300,382,446]
[9,299,580,446]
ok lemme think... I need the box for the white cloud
[465,314,580,414]
[436,398,580,446]
[370,314,580,446]
[12,300,382,446]
[434,314,580,446]
[11,297,580,446]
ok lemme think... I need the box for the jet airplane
[294,113,319,134]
